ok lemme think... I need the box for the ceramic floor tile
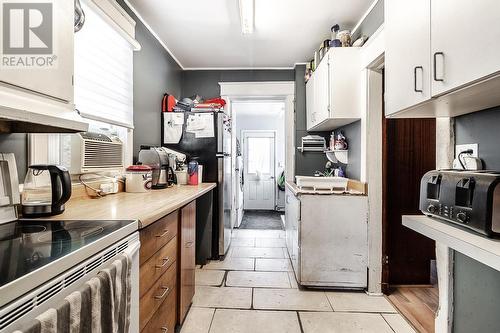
[255,238,286,248]
[288,271,299,289]
[232,247,285,259]
[209,309,301,333]
[202,258,254,271]
[226,271,291,288]
[255,258,292,272]
[382,314,417,333]
[192,286,252,309]
[326,292,398,313]
[300,312,394,333]
[253,288,332,311]
[231,238,255,247]
[196,269,225,286]
[180,307,215,333]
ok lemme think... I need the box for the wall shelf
[325,150,349,164]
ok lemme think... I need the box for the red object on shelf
[204,97,226,107]
[162,94,177,112]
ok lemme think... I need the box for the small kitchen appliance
[21,165,72,217]
[125,165,152,193]
[420,170,500,238]
[138,146,172,189]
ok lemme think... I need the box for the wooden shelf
[403,215,500,271]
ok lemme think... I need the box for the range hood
[0,86,88,133]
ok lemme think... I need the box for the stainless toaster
[419,170,500,238]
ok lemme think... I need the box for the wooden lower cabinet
[141,288,177,333]
[178,201,196,324]
[139,201,198,331]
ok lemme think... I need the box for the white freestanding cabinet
[430,0,500,96]
[385,0,500,118]
[306,48,361,131]
[285,184,368,288]
[385,0,431,114]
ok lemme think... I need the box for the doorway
[232,101,286,231]
[381,73,438,333]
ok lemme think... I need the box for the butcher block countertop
[45,183,216,229]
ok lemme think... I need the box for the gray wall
[181,70,295,98]
[294,65,330,177]
[335,120,361,179]
[453,107,500,333]
[0,134,28,182]
[117,1,182,160]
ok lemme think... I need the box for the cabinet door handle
[414,66,423,92]
[155,257,170,269]
[156,229,169,238]
[185,241,194,248]
[161,327,168,332]
[154,286,170,300]
[433,52,445,82]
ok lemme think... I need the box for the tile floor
[182,229,417,333]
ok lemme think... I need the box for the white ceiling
[126,0,374,69]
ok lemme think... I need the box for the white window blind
[74,1,134,129]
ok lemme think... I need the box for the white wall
[233,101,286,210]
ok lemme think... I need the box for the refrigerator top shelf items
[297,135,326,152]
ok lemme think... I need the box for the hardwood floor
[387,286,438,333]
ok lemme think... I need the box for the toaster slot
[426,175,442,200]
[455,178,475,208]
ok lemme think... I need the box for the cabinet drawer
[140,236,177,298]
[141,288,176,333]
[140,264,177,331]
[140,212,178,264]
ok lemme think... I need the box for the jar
[188,160,199,185]
[125,165,152,193]
[337,30,352,47]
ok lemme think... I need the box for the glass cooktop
[0,219,136,289]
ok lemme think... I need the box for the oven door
[0,232,140,332]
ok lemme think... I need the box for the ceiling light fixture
[239,0,254,34]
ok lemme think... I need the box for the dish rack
[295,176,349,192]
[297,135,326,152]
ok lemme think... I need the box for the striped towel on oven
[13,254,131,333]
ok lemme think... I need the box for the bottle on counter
[188,159,199,185]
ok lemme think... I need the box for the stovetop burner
[0,219,135,289]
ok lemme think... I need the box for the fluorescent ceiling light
[239,0,254,34]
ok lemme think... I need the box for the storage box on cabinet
[306,48,362,132]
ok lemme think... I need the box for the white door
[243,131,276,210]
[431,0,500,96]
[314,57,330,125]
[306,75,315,130]
[385,0,431,115]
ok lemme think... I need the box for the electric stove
[0,219,138,308]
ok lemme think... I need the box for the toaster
[419,170,500,238]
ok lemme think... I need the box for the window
[247,137,273,174]
[29,0,138,172]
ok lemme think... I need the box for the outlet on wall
[455,143,479,158]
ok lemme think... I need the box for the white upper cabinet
[0,1,74,102]
[385,0,431,115]
[306,48,361,132]
[386,0,500,117]
[431,0,500,96]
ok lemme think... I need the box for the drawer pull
[185,241,194,248]
[155,257,171,269]
[161,327,168,332]
[156,229,169,238]
[154,286,170,300]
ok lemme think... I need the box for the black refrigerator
[162,111,232,259]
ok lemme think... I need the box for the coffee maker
[138,146,175,188]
